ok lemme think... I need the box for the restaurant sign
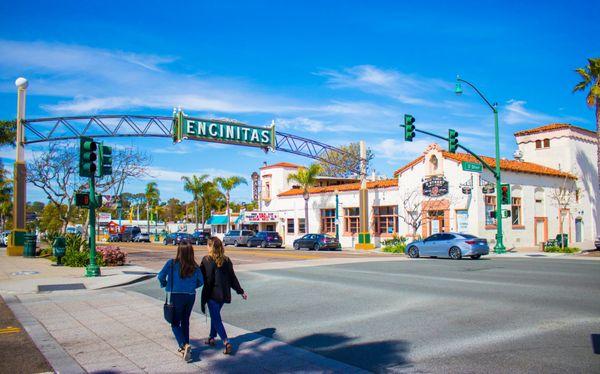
[173,110,275,149]
[243,212,278,222]
[422,176,449,197]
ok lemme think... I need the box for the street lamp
[334,189,340,242]
[455,75,506,253]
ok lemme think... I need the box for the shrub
[97,246,127,266]
[543,246,580,254]
[381,235,407,254]
[42,231,61,245]
[65,233,89,252]
[58,233,104,267]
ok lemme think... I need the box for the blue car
[406,233,489,260]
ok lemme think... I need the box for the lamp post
[334,189,340,242]
[455,76,506,253]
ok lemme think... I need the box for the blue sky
[0,0,598,203]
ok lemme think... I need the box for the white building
[256,124,598,249]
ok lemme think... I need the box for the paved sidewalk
[0,249,156,294]
[7,288,366,373]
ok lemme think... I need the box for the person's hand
[242,293,248,300]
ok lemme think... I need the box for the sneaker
[177,347,184,357]
[182,344,192,362]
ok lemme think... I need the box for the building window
[373,206,398,235]
[535,139,542,149]
[298,218,306,234]
[485,196,496,226]
[321,209,336,234]
[287,218,295,234]
[511,197,522,226]
[264,182,271,199]
[344,207,360,234]
[543,138,550,148]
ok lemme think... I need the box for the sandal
[223,342,232,355]
[204,337,215,346]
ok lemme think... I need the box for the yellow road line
[0,326,21,335]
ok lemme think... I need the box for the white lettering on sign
[179,116,274,148]
[244,212,278,222]
[208,123,218,137]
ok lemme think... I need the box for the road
[128,256,600,373]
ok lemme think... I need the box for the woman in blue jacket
[158,243,203,362]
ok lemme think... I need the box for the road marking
[0,326,21,335]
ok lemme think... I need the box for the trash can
[52,236,67,266]
[23,233,37,257]
[154,233,160,242]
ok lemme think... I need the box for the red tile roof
[278,179,398,197]
[394,151,576,179]
[260,162,301,170]
[514,123,596,137]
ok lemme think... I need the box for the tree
[144,182,160,234]
[287,163,322,233]
[318,142,374,178]
[0,120,16,147]
[0,160,12,231]
[27,142,150,233]
[199,180,221,230]
[181,174,209,230]
[573,57,600,190]
[550,174,578,248]
[214,176,247,232]
[38,203,65,233]
[398,189,426,239]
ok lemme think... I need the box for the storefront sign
[244,212,278,222]
[482,185,495,194]
[461,161,482,172]
[174,111,275,149]
[98,213,112,223]
[422,176,449,197]
[456,210,469,232]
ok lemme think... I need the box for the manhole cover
[10,271,39,276]
[38,283,86,292]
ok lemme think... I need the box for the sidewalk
[5,288,366,373]
[0,249,156,294]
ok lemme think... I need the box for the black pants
[170,293,196,348]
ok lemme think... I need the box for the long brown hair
[175,243,199,278]
[208,237,227,267]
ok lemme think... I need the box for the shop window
[287,218,295,234]
[298,218,306,234]
[320,209,336,234]
[373,206,398,235]
[344,207,360,234]
[511,197,522,226]
[543,138,550,148]
[485,196,496,226]
[535,140,542,149]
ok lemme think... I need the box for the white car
[595,236,600,250]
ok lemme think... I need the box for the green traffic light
[448,129,459,153]
[404,114,416,142]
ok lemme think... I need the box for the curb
[2,293,85,374]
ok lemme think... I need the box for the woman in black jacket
[200,237,247,354]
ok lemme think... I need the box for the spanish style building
[253,124,598,249]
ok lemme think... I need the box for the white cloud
[142,166,240,183]
[503,100,555,125]
[374,138,432,163]
[275,117,325,132]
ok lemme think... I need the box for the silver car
[223,230,255,247]
[406,233,489,260]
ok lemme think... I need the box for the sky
[0,0,598,204]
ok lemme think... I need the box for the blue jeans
[208,299,228,341]
[171,293,195,348]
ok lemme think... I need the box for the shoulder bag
[163,260,175,323]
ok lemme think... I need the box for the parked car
[192,231,210,245]
[406,233,489,260]
[163,232,193,245]
[0,231,9,247]
[121,226,141,242]
[133,232,151,243]
[595,236,600,250]
[293,234,340,251]
[247,231,283,248]
[108,233,122,242]
[223,230,256,247]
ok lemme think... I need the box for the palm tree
[144,182,160,234]
[573,57,600,189]
[181,174,209,230]
[199,181,221,230]
[287,163,322,233]
[214,176,247,232]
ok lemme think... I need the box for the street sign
[462,161,482,172]
[174,110,275,149]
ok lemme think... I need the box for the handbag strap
[165,259,174,304]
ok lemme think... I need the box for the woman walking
[158,243,203,362]
[201,237,247,354]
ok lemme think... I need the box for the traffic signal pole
[85,174,100,277]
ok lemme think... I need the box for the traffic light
[448,129,459,153]
[501,183,511,205]
[97,143,113,177]
[75,192,90,207]
[404,114,416,142]
[79,137,98,177]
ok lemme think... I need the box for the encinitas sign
[173,110,275,149]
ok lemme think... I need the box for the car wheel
[261,241,267,248]
[470,255,481,260]
[234,240,238,247]
[408,246,419,258]
[313,243,320,251]
[449,246,462,260]
[294,243,300,250]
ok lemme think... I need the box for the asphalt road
[128,257,600,373]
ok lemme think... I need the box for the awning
[206,215,228,225]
